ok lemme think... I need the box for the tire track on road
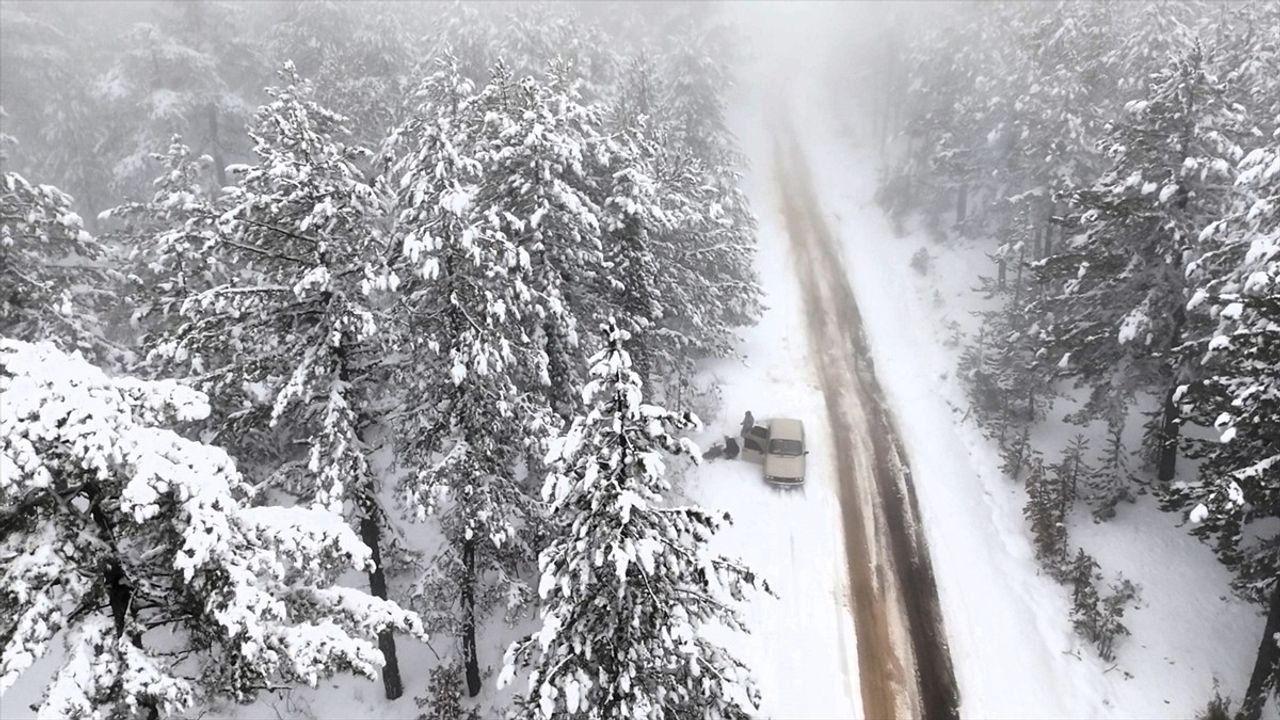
[771,121,960,720]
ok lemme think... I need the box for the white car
[763,418,806,486]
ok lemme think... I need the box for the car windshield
[769,438,803,456]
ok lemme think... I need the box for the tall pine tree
[501,320,765,719]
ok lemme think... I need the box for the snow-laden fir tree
[500,319,765,720]
[1023,456,1069,575]
[960,223,1053,461]
[1065,548,1103,652]
[657,24,763,367]
[150,64,409,699]
[0,5,113,225]
[389,59,546,697]
[266,0,414,148]
[0,339,423,719]
[610,45,762,406]
[95,0,262,194]
[502,3,620,103]
[468,61,613,416]
[1033,41,1248,484]
[1171,125,1280,720]
[100,136,227,355]
[1,153,117,364]
[599,129,666,397]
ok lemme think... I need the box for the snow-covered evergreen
[100,136,226,354]
[0,339,422,718]
[148,64,410,699]
[1,160,115,363]
[389,59,547,697]
[500,320,764,720]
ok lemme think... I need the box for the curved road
[772,119,960,720]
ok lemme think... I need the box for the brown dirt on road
[772,125,960,720]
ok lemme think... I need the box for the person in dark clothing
[740,410,755,437]
[724,436,740,460]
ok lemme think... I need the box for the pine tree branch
[218,237,310,265]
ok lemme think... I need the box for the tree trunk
[1042,201,1058,257]
[90,501,158,720]
[1013,245,1026,304]
[1240,584,1280,720]
[332,327,403,701]
[207,103,227,189]
[359,502,404,700]
[462,537,482,697]
[543,318,577,420]
[93,507,136,642]
[1157,305,1186,483]
[955,183,968,224]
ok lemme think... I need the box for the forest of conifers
[1,2,767,718]
[872,3,1278,717]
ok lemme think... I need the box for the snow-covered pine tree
[1034,40,1247,484]
[1066,548,1103,650]
[0,339,423,718]
[634,135,760,409]
[0,5,113,225]
[1023,455,1069,576]
[389,59,545,697]
[1003,1,1122,251]
[96,0,262,196]
[600,133,666,398]
[500,319,764,720]
[266,0,414,149]
[472,62,613,416]
[1080,417,1134,521]
[963,215,1053,455]
[100,136,227,355]
[151,64,409,699]
[1171,123,1280,720]
[1064,547,1137,662]
[503,3,620,103]
[638,17,761,407]
[1,155,117,364]
[428,2,503,87]
[1096,579,1137,663]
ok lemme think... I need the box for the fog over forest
[1,2,1278,720]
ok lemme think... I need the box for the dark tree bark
[334,332,403,700]
[462,537,481,697]
[207,103,227,189]
[90,496,158,720]
[1240,584,1280,720]
[360,500,403,700]
[1157,304,1186,483]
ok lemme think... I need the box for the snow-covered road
[775,121,958,720]
[687,112,865,720]
[690,91,959,720]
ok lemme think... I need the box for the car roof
[770,418,804,440]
